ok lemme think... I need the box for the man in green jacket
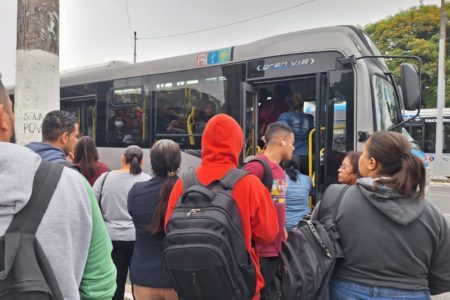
[0,75,116,299]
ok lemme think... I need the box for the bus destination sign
[198,47,233,67]
[247,51,343,80]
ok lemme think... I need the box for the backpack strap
[247,157,273,191]
[314,184,349,238]
[220,169,249,190]
[98,171,111,212]
[182,168,200,191]
[6,160,63,234]
[59,160,80,172]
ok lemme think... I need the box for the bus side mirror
[400,63,421,111]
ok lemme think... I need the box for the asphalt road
[428,184,450,223]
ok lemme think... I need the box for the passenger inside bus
[157,103,185,134]
[278,93,314,174]
[278,93,314,156]
[259,84,290,138]
[195,101,216,134]
[108,107,144,145]
[154,86,224,149]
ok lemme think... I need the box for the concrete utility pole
[434,0,447,178]
[15,0,59,145]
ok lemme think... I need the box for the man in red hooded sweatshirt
[165,114,279,300]
[244,122,294,300]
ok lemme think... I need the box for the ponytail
[123,145,144,175]
[149,174,178,235]
[377,152,426,199]
[367,131,426,199]
[285,167,299,182]
[283,155,301,182]
[129,156,142,175]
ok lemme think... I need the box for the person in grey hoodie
[0,76,116,299]
[328,131,450,299]
[26,110,80,171]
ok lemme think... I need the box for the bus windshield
[373,75,400,130]
[402,127,421,151]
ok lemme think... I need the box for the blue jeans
[330,280,431,300]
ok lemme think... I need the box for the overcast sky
[0,0,441,86]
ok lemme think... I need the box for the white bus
[9,25,425,201]
[404,108,450,177]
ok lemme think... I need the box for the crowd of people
[1,75,450,300]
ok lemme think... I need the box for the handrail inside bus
[187,106,197,146]
[308,127,325,178]
[142,99,146,141]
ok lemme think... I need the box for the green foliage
[364,3,450,108]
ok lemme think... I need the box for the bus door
[61,96,96,139]
[313,69,354,202]
[241,82,259,160]
[310,73,327,201]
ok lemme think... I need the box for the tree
[364,3,449,108]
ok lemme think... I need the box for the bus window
[424,120,436,153]
[331,101,347,153]
[407,125,425,150]
[325,69,354,185]
[329,70,354,153]
[152,71,228,149]
[107,87,147,146]
[445,122,450,154]
[85,102,96,138]
[113,87,142,105]
[61,99,96,139]
[373,75,399,130]
[424,119,450,154]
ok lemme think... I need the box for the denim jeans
[330,280,431,300]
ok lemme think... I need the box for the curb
[430,181,450,187]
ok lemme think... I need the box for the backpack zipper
[186,208,201,217]
[171,206,245,243]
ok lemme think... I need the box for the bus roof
[5,25,382,92]
[57,25,380,87]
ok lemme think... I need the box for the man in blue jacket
[26,110,80,170]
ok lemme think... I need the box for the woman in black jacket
[128,139,181,300]
[330,131,450,299]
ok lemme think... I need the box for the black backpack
[279,184,349,300]
[164,168,257,300]
[0,160,64,299]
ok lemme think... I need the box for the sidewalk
[434,294,450,300]
[430,178,450,186]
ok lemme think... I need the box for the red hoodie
[165,114,279,299]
